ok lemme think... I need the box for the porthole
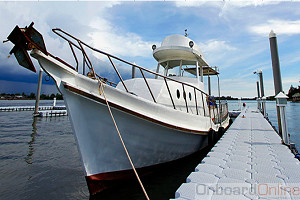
[177,89,180,99]
[189,92,192,101]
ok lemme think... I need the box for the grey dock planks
[173,108,300,200]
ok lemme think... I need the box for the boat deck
[172,108,300,200]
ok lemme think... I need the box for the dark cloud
[0,80,58,94]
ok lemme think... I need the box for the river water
[0,100,299,199]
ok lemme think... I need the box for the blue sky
[0,1,299,97]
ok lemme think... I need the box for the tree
[40,94,49,100]
[55,93,63,100]
[287,85,300,99]
[50,93,56,99]
[29,93,36,99]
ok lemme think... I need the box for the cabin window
[189,92,192,101]
[177,89,180,99]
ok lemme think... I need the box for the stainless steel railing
[52,28,227,124]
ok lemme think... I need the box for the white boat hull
[61,82,209,194]
[63,85,207,172]
[31,49,229,194]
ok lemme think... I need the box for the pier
[36,110,68,117]
[0,105,66,112]
[0,106,55,112]
[0,105,67,117]
[173,108,300,200]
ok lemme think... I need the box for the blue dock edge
[172,108,300,200]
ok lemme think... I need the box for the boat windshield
[165,64,196,78]
[158,59,199,78]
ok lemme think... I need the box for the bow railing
[52,28,227,124]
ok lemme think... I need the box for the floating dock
[36,109,68,117]
[0,105,67,117]
[0,106,52,112]
[0,105,66,112]
[173,108,300,200]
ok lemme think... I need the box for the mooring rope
[98,80,150,200]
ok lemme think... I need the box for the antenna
[185,29,188,37]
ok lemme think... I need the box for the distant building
[292,93,300,102]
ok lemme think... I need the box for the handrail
[164,77,176,109]
[51,28,228,124]
[95,74,117,87]
[52,28,209,96]
[182,85,188,113]
[107,56,128,92]
[201,93,205,116]
[194,88,199,115]
[139,68,157,103]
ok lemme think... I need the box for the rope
[97,80,150,200]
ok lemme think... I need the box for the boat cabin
[117,34,219,114]
[153,34,208,82]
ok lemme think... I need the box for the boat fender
[208,130,214,146]
[218,127,225,139]
[214,131,219,143]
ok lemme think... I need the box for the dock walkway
[0,106,66,112]
[173,108,300,200]
[37,109,68,117]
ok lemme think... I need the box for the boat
[6,22,230,195]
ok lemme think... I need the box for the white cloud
[175,1,209,7]
[0,2,157,77]
[175,0,278,8]
[1,1,299,98]
[283,76,300,85]
[198,39,237,66]
[219,77,279,98]
[88,17,157,59]
[249,20,300,36]
[224,0,280,8]
[199,40,236,52]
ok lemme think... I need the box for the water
[0,100,299,199]
[0,100,87,200]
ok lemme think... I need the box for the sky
[0,1,299,98]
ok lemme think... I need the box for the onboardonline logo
[195,183,300,198]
